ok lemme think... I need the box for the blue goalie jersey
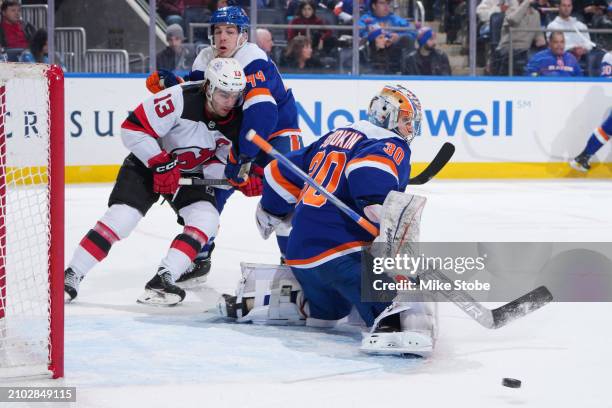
[261,120,412,268]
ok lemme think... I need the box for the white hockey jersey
[121,83,242,181]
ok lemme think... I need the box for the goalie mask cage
[0,63,64,379]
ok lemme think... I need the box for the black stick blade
[491,286,554,329]
[409,142,455,185]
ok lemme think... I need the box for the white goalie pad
[372,191,427,259]
[230,263,306,325]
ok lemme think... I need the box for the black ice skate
[64,268,83,303]
[176,243,214,289]
[137,267,186,306]
[570,152,592,172]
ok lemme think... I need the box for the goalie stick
[408,142,455,185]
[247,130,553,329]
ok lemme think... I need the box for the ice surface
[3,180,612,408]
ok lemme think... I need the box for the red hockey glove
[148,151,180,195]
[238,174,263,197]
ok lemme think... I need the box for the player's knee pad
[99,204,143,239]
[222,263,306,325]
[178,201,220,243]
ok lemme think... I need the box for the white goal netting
[0,63,63,379]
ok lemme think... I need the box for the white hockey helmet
[368,85,423,143]
[205,57,246,106]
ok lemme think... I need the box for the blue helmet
[210,6,250,33]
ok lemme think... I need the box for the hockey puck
[502,378,522,388]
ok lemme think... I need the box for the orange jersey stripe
[245,87,273,101]
[285,241,369,267]
[270,160,302,199]
[347,155,398,177]
[268,128,302,139]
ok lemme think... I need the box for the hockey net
[0,63,64,379]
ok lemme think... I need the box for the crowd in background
[154,0,611,76]
[0,0,610,76]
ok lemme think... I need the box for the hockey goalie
[218,85,438,357]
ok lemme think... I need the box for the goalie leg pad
[217,263,306,325]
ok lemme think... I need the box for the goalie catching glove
[148,151,180,195]
[255,202,285,239]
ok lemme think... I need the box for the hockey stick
[246,130,379,236]
[408,142,455,185]
[179,178,230,186]
[248,131,553,328]
[421,267,553,329]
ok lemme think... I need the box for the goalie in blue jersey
[219,85,437,357]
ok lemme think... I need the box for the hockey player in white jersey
[64,58,246,306]
[146,6,303,274]
[218,85,437,357]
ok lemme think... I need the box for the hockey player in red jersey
[220,85,437,357]
[64,58,247,306]
[146,6,303,273]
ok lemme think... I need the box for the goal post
[0,63,64,379]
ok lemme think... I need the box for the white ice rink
[7,180,612,408]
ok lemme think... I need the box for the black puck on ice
[502,378,522,388]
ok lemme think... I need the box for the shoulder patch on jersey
[236,43,268,70]
[351,120,405,141]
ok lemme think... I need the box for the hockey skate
[570,152,592,172]
[176,243,214,289]
[360,303,436,358]
[64,267,83,303]
[137,267,186,306]
[176,257,211,289]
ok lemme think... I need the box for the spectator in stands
[158,0,186,28]
[282,34,324,72]
[358,0,417,44]
[477,0,515,25]
[360,25,398,74]
[288,0,333,51]
[547,0,593,61]
[208,0,229,12]
[491,0,546,75]
[590,3,612,50]
[402,27,452,75]
[156,24,197,72]
[524,31,583,75]
[0,0,35,61]
[18,28,67,70]
[256,28,274,56]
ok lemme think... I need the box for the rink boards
[13,74,612,182]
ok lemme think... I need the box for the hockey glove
[224,150,252,188]
[145,70,184,93]
[255,202,284,240]
[237,164,264,197]
[148,151,180,195]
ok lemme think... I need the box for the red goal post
[0,63,64,379]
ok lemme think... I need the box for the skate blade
[136,289,183,306]
[359,344,432,358]
[64,291,75,304]
[360,332,433,357]
[569,160,588,172]
[176,275,208,290]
